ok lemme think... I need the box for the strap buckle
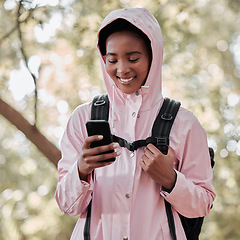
[113,135,135,152]
[125,141,134,152]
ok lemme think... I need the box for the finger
[144,145,157,160]
[95,150,120,162]
[146,143,161,155]
[83,135,103,149]
[167,147,174,157]
[141,153,149,164]
[88,159,114,169]
[139,159,147,170]
[146,144,175,159]
[86,142,120,156]
[83,148,120,164]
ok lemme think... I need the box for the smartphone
[86,120,115,162]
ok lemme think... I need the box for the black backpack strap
[152,98,180,240]
[152,98,181,155]
[165,200,177,240]
[112,135,147,152]
[83,171,95,239]
[91,94,109,121]
[158,99,215,240]
[83,199,92,240]
[84,94,109,240]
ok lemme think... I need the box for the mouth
[117,76,136,85]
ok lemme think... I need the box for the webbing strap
[152,98,181,155]
[112,135,170,152]
[84,95,109,240]
[112,135,148,151]
[91,94,109,121]
[154,98,180,240]
[165,200,177,240]
[83,199,92,240]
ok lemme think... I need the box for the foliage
[0,0,240,239]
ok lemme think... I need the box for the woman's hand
[78,135,120,181]
[140,144,176,190]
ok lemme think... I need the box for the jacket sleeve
[55,103,93,216]
[160,110,216,218]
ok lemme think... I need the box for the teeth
[119,77,134,83]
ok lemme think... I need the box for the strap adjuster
[156,137,169,147]
[161,113,173,121]
[146,137,169,147]
[93,99,106,106]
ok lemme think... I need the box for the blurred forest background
[0,0,240,239]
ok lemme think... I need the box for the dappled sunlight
[34,13,62,43]
[8,61,35,101]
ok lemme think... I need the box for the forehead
[106,31,147,51]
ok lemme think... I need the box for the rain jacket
[55,8,215,240]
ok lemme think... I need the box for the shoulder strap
[155,98,180,240]
[151,98,181,155]
[91,94,109,121]
[84,94,109,240]
[165,201,177,240]
[83,198,92,240]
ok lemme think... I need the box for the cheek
[105,64,115,78]
[105,64,110,74]
[142,61,151,76]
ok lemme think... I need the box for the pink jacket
[55,8,215,240]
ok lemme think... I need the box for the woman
[55,8,215,239]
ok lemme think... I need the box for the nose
[116,61,130,75]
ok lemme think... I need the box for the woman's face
[105,31,152,94]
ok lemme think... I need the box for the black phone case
[86,120,115,162]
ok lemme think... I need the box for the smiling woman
[55,8,215,240]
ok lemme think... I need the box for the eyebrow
[106,51,142,56]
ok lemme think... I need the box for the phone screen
[86,120,115,162]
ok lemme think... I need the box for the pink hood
[97,8,164,112]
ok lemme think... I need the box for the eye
[107,59,117,64]
[129,58,140,63]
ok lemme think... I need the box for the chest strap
[112,135,169,152]
[111,98,181,154]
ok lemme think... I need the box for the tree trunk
[0,98,61,167]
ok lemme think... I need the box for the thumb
[167,147,175,157]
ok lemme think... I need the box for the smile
[118,77,135,84]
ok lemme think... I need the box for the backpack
[84,94,215,240]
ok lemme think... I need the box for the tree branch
[0,98,61,167]
[0,5,34,45]
[17,1,38,126]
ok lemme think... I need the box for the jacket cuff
[160,169,178,196]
